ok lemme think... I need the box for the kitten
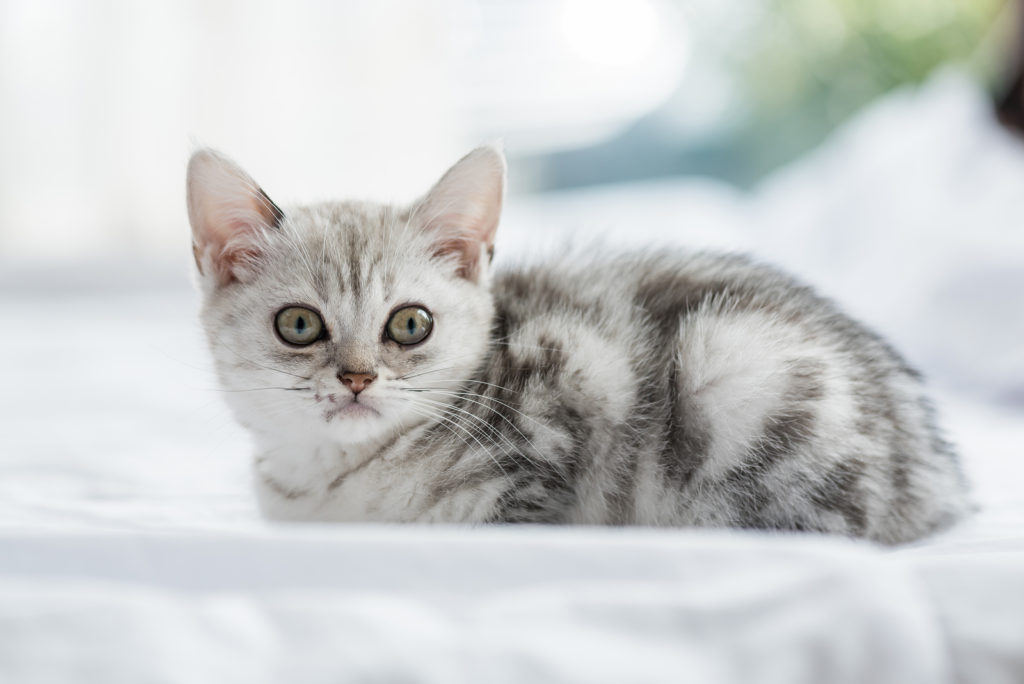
[187,146,970,543]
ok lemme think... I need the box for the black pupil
[295,316,306,333]
[406,316,416,334]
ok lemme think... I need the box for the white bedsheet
[1,71,1023,683]
[0,528,1014,684]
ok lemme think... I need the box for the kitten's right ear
[186,149,283,286]
[411,145,506,283]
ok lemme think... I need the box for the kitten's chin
[318,398,407,446]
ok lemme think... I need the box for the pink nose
[339,371,376,395]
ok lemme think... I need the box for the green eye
[386,306,433,345]
[275,306,324,346]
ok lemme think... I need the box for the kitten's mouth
[317,394,381,422]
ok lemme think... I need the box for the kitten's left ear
[186,149,284,287]
[412,145,506,282]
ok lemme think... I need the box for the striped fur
[189,147,970,544]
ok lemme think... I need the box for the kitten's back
[476,250,969,542]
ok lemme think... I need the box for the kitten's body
[190,148,969,544]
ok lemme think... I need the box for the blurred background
[0,0,1010,258]
[0,0,1021,406]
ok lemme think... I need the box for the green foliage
[744,0,1004,118]
[721,0,1006,183]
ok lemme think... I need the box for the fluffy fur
[188,146,970,544]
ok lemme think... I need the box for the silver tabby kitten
[188,146,969,543]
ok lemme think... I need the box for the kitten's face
[189,148,504,449]
[202,203,494,446]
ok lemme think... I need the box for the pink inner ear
[205,212,273,285]
[431,232,484,279]
[425,210,496,280]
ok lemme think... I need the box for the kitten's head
[187,147,504,448]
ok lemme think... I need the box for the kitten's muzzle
[338,371,376,395]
